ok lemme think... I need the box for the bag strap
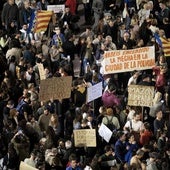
[106,116,114,124]
[130,120,133,130]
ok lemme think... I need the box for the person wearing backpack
[102,108,120,144]
[102,108,120,131]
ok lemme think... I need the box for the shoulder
[66,167,72,170]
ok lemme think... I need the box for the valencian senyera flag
[160,37,170,57]
[34,10,53,33]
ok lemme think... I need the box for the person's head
[118,131,126,141]
[147,1,153,10]
[65,5,70,13]
[136,149,145,159]
[142,74,151,82]
[116,15,122,23]
[104,13,112,21]
[54,26,61,35]
[44,105,50,115]
[143,122,151,130]
[108,19,114,27]
[81,118,88,128]
[85,26,92,34]
[8,0,15,5]
[149,152,159,161]
[123,32,130,41]
[132,70,140,78]
[50,114,58,125]
[143,2,149,10]
[24,0,30,9]
[99,106,106,115]
[7,100,14,108]
[106,108,114,116]
[69,155,78,169]
[104,145,114,155]
[23,88,28,96]
[65,140,72,149]
[27,65,34,74]
[163,17,169,24]
[159,1,166,9]
[25,92,31,100]
[159,54,166,63]
[87,113,93,122]
[30,150,37,160]
[108,84,116,93]
[128,133,135,142]
[133,112,141,121]
[156,110,163,119]
[105,35,112,43]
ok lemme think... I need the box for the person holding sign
[127,70,140,86]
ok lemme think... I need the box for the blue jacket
[51,33,65,47]
[114,139,127,163]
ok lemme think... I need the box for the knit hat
[104,12,112,17]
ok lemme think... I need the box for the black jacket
[1,2,19,27]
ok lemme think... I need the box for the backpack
[105,116,116,132]
[16,99,26,115]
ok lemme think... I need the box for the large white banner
[47,5,65,13]
[103,46,155,74]
[86,82,103,103]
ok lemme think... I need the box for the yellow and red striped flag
[160,37,170,57]
[34,10,53,33]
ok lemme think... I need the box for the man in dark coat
[1,0,19,30]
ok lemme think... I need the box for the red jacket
[140,130,153,146]
[65,0,77,15]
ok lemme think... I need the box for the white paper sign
[47,5,65,13]
[86,82,102,103]
[98,123,112,143]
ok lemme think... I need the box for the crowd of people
[0,0,170,169]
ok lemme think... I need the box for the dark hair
[10,55,16,62]
[117,131,125,139]
[104,145,113,152]
[69,153,77,162]
[108,84,116,92]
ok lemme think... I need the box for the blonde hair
[10,108,18,118]
[49,114,59,127]
[153,92,162,105]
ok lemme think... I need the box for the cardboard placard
[128,85,155,107]
[73,129,96,147]
[39,76,72,101]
